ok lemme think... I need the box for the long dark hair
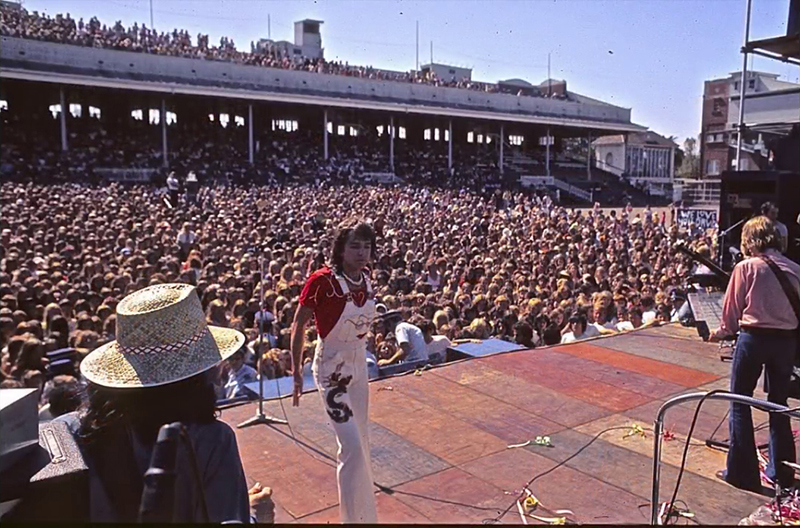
[78,369,218,446]
[330,222,377,274]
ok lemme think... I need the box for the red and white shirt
[299,267,369,339]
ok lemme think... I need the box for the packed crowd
[0,110,507,191]
[0,3,557,98]
[0,178,713,418]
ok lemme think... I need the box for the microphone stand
[716,215,748,270]
[237,256,287,429]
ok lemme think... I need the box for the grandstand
[0,3,669,204]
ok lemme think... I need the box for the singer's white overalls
[312,273,377,524]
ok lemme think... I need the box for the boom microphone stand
[237,257,287,429]
[716,215,749,270]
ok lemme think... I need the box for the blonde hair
[741,216,779,257]
[468,318,490,339]
[432,310,450,330]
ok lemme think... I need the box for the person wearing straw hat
[54,283,272,523]
[290,222,378,524]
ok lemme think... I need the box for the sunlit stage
[222,324,769,524]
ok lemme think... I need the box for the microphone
[138,422,182,523]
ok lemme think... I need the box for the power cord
[665,390,800,525]
[708,409,729,442]
[483,425,635,524]
[662,389,728,525]
[272,376,503,508]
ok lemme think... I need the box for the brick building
[700,71,800,178]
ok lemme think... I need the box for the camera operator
[54,284,273,522]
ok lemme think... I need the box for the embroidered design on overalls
[345,314,374,339]
[325,362,354,423]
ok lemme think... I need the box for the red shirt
[299,267,368,339]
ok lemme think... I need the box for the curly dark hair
[78,369,218,446]
[330,222,377,274]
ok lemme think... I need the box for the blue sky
[23,0,797,143]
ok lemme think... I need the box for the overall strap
[334,273,351,296]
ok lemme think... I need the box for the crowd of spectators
[0,176,714,416]
[0,108,508,191]
[0,3,561,99]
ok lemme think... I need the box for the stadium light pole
[149,0,154,30]
[735,0,753,172]
[59,87,68,152]
[415,21,419,75]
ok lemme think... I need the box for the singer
[710,216,800,493]
[291,222,378,524]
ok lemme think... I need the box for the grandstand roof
[2,66,647,134]
[0,33,647,134]
[592,131,677,147]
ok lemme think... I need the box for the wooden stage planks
[221,324,769,524]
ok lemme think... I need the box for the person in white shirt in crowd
[185,170,199,204]
[222,349,257,400]
[640,295,657,325]
[425,259,443,291]
[377,311,428,366]
[166,171,180,207]
[176,221,198,261]
[589,304,618,335]
[420,320,449,364]
[616,307,645,332]
[561,311,601,344]
[762,202,789,254]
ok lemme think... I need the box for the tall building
[699,70,800,178]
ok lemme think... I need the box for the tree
[669,135,684,172]
[677,136,699,178]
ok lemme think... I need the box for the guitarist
[710,216,800,493]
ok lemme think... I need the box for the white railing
[645,182,669,197]
[520,175,555,187]
[508,153,543,166]
[727,138,768,156]
[673,178,721,204]
[552,177,592,201]
[359,172,402,184]
[520,175,592,201]
[95,168,157,182]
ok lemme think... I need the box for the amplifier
[1,418,89,522]
[0,389,40,473]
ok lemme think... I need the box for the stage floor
[221,324,771,524]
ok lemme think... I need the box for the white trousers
[315,359,377,524]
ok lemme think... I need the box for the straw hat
[80,283,245,388]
